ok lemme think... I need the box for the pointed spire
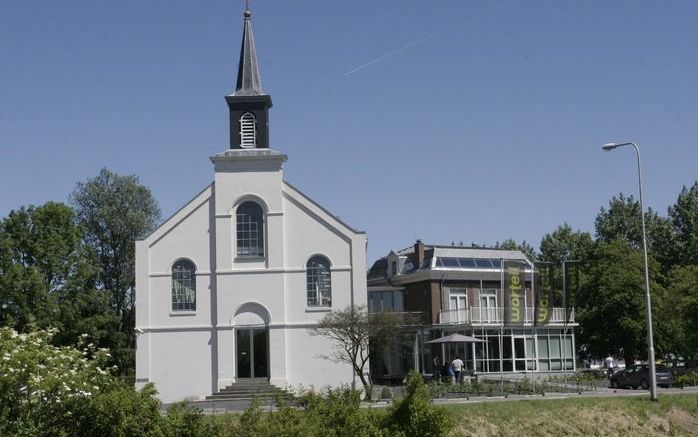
[233,6,264,96]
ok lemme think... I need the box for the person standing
[451,356,464,383]
[604,355,614,379]
[432,355,441,382]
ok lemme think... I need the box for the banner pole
[562,261,567,388]
[499,259,504,395]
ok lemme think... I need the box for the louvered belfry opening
[225,6,272,149]
[240,112,257,148]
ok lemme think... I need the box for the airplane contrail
[344,1,510,76]
[345,28,451,76]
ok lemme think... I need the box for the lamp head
[602,143,618,151]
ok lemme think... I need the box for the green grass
[447,393,698,436]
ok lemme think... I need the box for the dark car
[609,364,672,389]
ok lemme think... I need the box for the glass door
[480,289,497,322]
[236,327,268,379]
[449,289,468,323]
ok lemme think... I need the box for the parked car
[609,364,672,389]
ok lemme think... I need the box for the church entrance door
[236,327,268,379]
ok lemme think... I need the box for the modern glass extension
[429,328,575,374]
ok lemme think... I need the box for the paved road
[174,386,698,414]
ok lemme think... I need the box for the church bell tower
[225,7,272,149]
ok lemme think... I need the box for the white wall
[136,150,368,402]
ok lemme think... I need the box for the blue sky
[1,0,697,263]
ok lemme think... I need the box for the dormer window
[240,112,256,148]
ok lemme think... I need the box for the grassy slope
[448,394,698,436]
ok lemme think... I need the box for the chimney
[414,239,425,267]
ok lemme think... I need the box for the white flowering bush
[0,327,118,435]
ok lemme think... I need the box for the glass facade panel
[563,336,573,357]
[394,290,404,312]
[369,293,381,313]
[537,337,549,359]
[526,338,535,358]
[550,337,561,358]
[514,338,525,358]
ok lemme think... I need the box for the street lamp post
[602,141,658,401]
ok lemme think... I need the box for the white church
[134,9,367,402]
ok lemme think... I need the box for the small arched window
[172,259,196,311]
[307,256,331,307]
[236,201,264,257]
[240,112,256,148]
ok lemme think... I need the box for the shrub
[675,372,698,387]
[383,371,453,437]
[0,328,118,436]
[163,401,219,437]
[228,387,389,437]
[72,383,164,436]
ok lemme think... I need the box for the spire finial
[244,0,251,18]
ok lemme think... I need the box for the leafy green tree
[668,181,698,265]
[594,193,675,271]
[0,203,115,346]
[495,238,536,261]
[661,265,698,364]
[576,240,665,365]
[71,168,160,374]
[539,223,594,265]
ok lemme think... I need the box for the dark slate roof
[234,9,264,96]
[367,242,532,284]
[367,258,388,280]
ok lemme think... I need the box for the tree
[539,223,593,265]
[71,168,160,373]
[661,265,698,364]
[494,238,536,261]
[576,240,665,365]
[594,193,675,271]
[311,305,401,399]
[668,181,698,266]
[0,202,115,347]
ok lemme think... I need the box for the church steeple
[226,5,272,149]
[234,8,264,96]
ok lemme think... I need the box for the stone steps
[205,379,293,401]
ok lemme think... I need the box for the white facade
[134,149,367,402]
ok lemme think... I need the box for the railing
[438,307,574,325]
[368,311,426,325]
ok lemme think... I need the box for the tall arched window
[236,201,264,257]
[307,256,331,307]
[172,259,196,311]
[240,112,256,148]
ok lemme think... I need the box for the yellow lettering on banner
[538,295,549,322]
[511,292,520,321]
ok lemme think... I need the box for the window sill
[170,311,197,317]
[305,307,332,313]
[235,256,266,263]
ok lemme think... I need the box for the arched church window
[172,259,196,311]
[240,112,256,148]
[236,201,264,257]
[306,256,332,307]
